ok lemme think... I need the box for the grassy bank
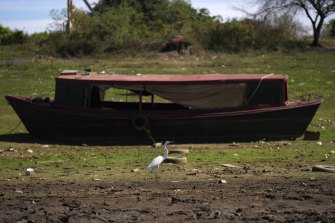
[0,141,334,181]
[0,46,334,181]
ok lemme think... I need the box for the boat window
[114,83,247,109]
[103,87,174,103]
[103,88,141,102]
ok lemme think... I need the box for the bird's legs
[149,169,159,181]
[154,167,160,181]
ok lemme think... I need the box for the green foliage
[42,0,211,55]
[202,16,305,52]
[0,24,28,45]
[29,32,49,44]
[324,19,335,38]
[0,24,12,36]
[206,19,257,51]
[17,0,330,56]
[96,4,148,52]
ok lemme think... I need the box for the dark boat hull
[5,96,321,145]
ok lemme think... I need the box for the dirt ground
[1,172,335,223]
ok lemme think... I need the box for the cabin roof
[56,73,287,85]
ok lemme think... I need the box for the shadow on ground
[0,133,155,146]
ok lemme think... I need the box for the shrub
[0,25,28,45]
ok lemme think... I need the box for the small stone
[209,210,221,219]
[9,147,15,152]
[221,164,239,168]
[25,168,34,176]
[131,168,140,172]
[15,190,23,194]
[309,177,316,181]
[330,151,335,154]
[317,141,323,146]
[42,145,49,148]
[27,149,33,153]
[263,214,276,221]
[218,179,227,184]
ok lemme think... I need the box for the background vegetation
[1,0,335,56]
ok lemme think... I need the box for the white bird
[147,141,173,175]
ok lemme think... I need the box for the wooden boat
[5,70,321,144]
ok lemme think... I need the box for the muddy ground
[1,172,335,223]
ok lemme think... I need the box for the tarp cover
[113,83,246,109]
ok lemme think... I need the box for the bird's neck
[163,145,168,159]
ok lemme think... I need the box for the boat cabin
[54,71,288,110]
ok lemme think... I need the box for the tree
[255,0,335,47]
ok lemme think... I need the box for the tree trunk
[67,0,73,33]
[311,16,325,47]
[311,29,322,47]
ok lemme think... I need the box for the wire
[8,120,22,134]
[144,127,156,144]
[245,73,274,105]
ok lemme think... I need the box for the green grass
[0,141,334,181]
[0,46,334,181]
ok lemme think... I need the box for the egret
[147,141,173,177]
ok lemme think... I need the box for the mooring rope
[144,127,156,144]
[245,73,274,105]
[8,120,22,134]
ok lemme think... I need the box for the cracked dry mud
[1,173,334,223]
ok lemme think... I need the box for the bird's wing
[147,156,164,170]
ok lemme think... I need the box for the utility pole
[66,0,73,33]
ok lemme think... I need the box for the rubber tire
[132,113,148,131]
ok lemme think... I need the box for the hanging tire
[132,113,149,131]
